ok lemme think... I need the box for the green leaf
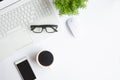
[54,0,88,15]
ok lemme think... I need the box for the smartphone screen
[16,59,36,80]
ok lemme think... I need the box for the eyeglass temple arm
[51,27,58,32]
[30,25,36,30]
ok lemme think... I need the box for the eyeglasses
[30,25,58,33]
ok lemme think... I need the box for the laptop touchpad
[0,29,32,61]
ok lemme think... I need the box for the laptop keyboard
[0,0,53,39]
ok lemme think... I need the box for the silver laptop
[0,0,21,10]
[0,0,58,61]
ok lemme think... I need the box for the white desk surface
[0,0,120,80]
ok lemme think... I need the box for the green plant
[54,0,88,15]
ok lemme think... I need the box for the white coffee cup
[36,50,54,67]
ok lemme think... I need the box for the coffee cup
[36,50,54,67]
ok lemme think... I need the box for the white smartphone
[14,57,36,80]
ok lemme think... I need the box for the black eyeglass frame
[31,25,58,33]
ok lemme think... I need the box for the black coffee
[38,51,54,66]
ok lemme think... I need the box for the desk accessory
[36,50,54,67]
[15,57,36,80]
[66,17,80,38]
[31,25,58,33]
